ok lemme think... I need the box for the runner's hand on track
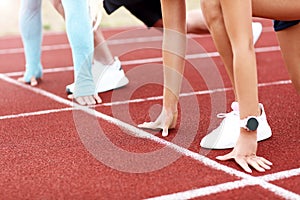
[18,76,38,86]
[68,94,102,105]
[216,130,272,173]
[138,109,178,137]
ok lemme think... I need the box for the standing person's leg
[275,22,300,94]
[18,0,43,86]
[61,0,101,105]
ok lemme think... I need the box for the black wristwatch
[240,116,259,131]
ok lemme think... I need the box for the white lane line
[0,27,275,55]
[3,45,282,77]
[107,35,162,45]
[0,44,70,54]
[99,79,291,107]
[146,179,253,200]
[147,168,300,200]
[0,79,291,119]
[0,74,297,200]
[118,45,280,66]
[0,35,163,55]
[0,33,226,55]
[0,36,163,55]
[98,87,231,107]
[260,168,300,182]
[4,66,74,77]
[0,107,75,120]
[0,74,74,107]
[251,180,300,200]
[0,73,249,178]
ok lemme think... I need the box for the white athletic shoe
[200,102,272,149]
[66,57,129,94]
[252,22,263,44]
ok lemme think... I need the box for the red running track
[0,19,299,199]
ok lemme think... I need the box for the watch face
[246,117,259,131]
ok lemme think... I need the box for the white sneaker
[66,57,129,94]
[252,22,263,44]
[200,102,272,149]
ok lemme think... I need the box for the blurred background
[0,0,200,37]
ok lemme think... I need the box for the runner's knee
[200,0,223,31]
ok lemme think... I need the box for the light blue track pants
[19,0,95,97]
[19,0,43,82]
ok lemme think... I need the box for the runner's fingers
[139,123,169,137]
[216,152,234,161]
[75,97,86,105]
[138,110,176,137]
[17,77,25,83]
[30,77,38,86]
[94,94,102,104]
[246,157,265,172]
[160,113,175,137]
[257,156,273,166]
[162,126,169,137]
[235,157,252,173]
[84,96,96,105]
[73,95,101,105]
[68,94,74,99]
[138,121,161,130]
[82,96,90,105]
[255,157,272,170]
[17,76,38,86]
